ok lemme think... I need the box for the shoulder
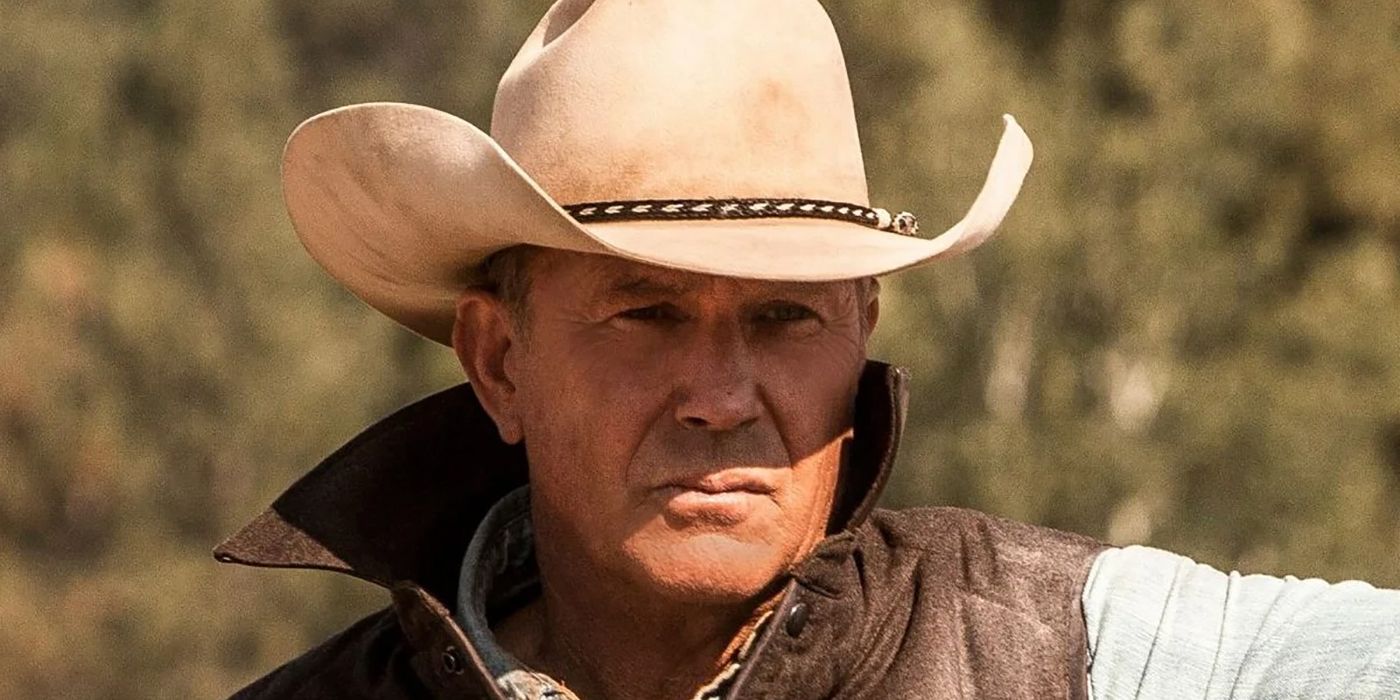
[230,607,430,699]
[859,506,1107,614]
[841,508,1105,698]
[865,505,1105,565]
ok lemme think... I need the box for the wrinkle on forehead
[530,249,864,308]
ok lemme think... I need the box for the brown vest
[216,362,1105,698]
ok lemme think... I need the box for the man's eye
[617,305,674,322]
[758,304,819,323]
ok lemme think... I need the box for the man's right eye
[617,305,673,322]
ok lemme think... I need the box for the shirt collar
[453,486,566,699]
[213,361,909,607]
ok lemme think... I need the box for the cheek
[755,340,862,543]
[521,326,677,406]
[779,435,846,541]
[511,338,672,527]
[515,339,670,464]
[758,342,864,459]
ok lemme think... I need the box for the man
[217,1,1400,698]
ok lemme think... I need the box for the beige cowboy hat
[282,0,1033,346]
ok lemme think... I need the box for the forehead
[528,249,857,304]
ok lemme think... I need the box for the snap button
[784,602,810,637]
[441,646,465,675]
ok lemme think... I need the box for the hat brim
[282,102,1033,346]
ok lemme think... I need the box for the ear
[452,288,524,444]
[862,278,880,339]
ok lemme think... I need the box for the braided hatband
[562,198,920,236]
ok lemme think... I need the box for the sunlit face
[460,250,875,605]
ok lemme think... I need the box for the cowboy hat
[282,0,1033,346]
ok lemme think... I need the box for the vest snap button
[441,646,465,675]
[784,602,810,637]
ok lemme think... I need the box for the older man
[217,1,1400,698]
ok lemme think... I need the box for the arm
[1082,545,1400,699]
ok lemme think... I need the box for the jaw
[617,522,795,605]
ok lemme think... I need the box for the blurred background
[3,0,1399,696]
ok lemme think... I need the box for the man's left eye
[758,304,819,323]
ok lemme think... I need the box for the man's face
[471,250,874,605]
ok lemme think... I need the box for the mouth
[654,470,778,525]
[662,470,778,496]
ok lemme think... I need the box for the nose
[673,322,762,432]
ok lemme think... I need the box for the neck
[498,563,778,700]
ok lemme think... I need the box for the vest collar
[213,361,909,605]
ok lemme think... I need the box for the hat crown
[490,0,870,206]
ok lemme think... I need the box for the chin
[621,531,789,605]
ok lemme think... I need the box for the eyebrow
[600,275,691,300]
[591,274,840,307]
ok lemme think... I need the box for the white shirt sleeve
[1082,545,1400,699]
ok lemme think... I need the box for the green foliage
[838,0,1400,586]
[1,0,1397,695]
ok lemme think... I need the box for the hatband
[563,198,921,237]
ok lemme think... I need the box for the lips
[663,470,777,496]
[657,470,777,525]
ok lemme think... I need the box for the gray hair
[478,245,541,329]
